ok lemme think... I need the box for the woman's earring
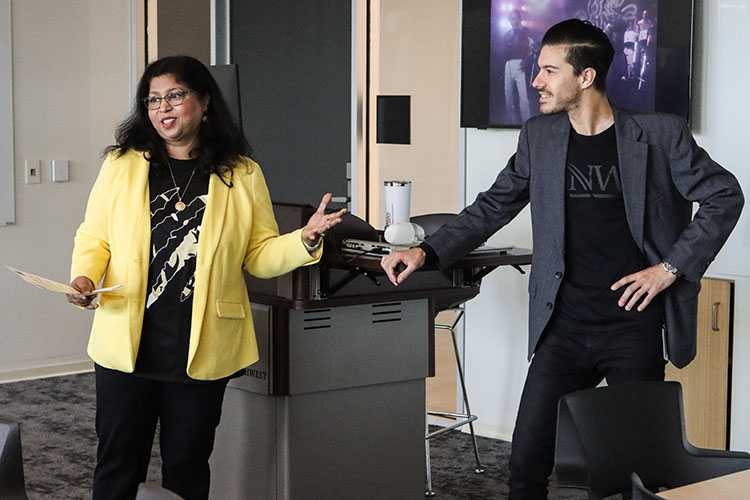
[202,114,208,123]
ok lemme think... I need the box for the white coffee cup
[384,222,425,246]
[384,180,411,227]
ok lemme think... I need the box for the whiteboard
[0,0,14,225]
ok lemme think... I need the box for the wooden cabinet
[666,278,733,450]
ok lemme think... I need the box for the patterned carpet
[0,373,591,499]
[0,373,160,499]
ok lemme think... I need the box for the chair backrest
[207,64,243,132]
[136,483,185,500]
[554,381,693,499]
[631,472,662,500]
[0,420,29,500]
[410,213,456,239]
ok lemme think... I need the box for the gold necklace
[166,158,198,212]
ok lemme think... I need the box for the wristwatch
[662,261,683,278]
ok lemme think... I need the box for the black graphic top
[135,158,210,382]
[550,125,663,332]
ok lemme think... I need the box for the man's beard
[539,85,581,115]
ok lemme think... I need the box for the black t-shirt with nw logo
[550,125,663,333]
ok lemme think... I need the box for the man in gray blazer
[381,19,743,500]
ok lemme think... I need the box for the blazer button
[546,302,553,309]
[555,271,563,279]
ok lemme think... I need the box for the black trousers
[92,365,229,500]
[507,323,666,500]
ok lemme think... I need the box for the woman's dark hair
[542,19,614,93]
[107,55,250,185]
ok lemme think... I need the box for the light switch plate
[25,159,41,184]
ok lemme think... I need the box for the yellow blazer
[71,150,320,380]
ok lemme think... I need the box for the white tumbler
[384,180,412,228]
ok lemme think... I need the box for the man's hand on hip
[611,263,678,312]
[380,248,427,286]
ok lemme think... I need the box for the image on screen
[488,0,659,127]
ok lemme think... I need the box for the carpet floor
[0,373,592,499]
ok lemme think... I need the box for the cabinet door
[665,278,732,449]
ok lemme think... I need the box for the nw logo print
[567,163,622,199]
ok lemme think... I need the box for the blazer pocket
[98,292,127,309]
[215,300,247,319]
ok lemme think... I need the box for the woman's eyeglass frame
[142,90,194,110]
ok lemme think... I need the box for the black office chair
[630,473,661,500]
[554,381,750,500]
[0,420,29,500]
[135,482,185,500]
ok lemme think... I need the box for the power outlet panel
[51,159,69,182]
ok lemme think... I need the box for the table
[657,469,750,500]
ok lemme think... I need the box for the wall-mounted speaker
[376,95,411,144]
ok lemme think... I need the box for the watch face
[663,262,680,275]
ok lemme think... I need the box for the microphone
[384,222,425,246]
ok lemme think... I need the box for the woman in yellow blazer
[66,56,345,500]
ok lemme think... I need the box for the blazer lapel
[189,171,231,360]
[546,115,570,252]
[130,159,151,268]
[199,172,231,266]
[613,106,648,249]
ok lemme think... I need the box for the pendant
[175,201,186,212]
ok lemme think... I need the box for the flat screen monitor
[461,0,694,128]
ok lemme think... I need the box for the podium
[209,205,531,500]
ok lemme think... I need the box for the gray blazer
[427,105,743,368]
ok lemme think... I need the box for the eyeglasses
[143,90,193,110]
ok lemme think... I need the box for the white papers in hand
[6,266,124,296]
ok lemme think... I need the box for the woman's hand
[66,276,98,310]
[301,193,347,248]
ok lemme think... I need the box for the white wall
[463,0,750,449]
[371,0,461,227]
[692,0,750,451]
[463,129,529,439]
[0,0,132,381]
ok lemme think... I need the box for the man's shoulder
[614,105,685,128]
[613,105,688,140]
[523,112,568,132]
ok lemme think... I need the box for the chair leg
[425,414,435,496]
[425,309,486,494]
[448,323,484,474]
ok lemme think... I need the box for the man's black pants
[507,323,666,500]
[92,365,229,500]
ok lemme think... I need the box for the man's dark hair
[542,18,614,93]
[107,55,250,186]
